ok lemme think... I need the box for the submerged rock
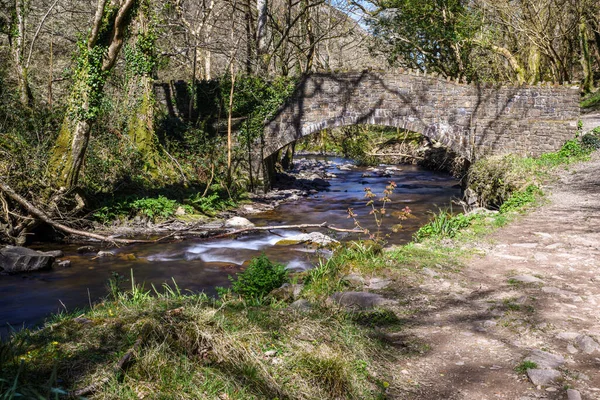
[0,246,54,273]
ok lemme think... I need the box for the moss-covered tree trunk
[579,18,594,93]
[50,0,137,189]
[123,1,161,173]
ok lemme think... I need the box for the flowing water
[0,156,460,337]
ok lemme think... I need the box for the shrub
[130,196,178,220]
[581,132,600,150]
[229,255,288,301]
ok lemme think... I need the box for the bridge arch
[259,71,579,165]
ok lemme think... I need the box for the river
[0,156,460,337]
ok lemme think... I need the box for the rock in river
[275,232,338,247]
[0,246,55,273]
[224,216,255,229]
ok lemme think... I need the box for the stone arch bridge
[256,71,579,178]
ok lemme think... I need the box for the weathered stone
[556,332,580,341]
[575,335,600,354]
[566,389,582,400]
[366,277,392,290]
[56,260,71,268]
[275,232,338,247]
[343,273,365,287]
[0,246,54,273]
[77,246,98,254]
[524,350,565,369]
[270,283,304,301]
[421,267,437,277]
[96,250,115,258]
[510,275,544,284]
[328,291,396,310]
[289,299,312,312]
[41,250,64,258]
[526,369,562,386]
[224,217,255,229]
[175,206,186,216]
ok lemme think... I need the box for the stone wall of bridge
[261,71,580,161]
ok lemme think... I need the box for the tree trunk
[13,0,33,106]
[49,0,137,189]
[256,0,268,72]
[579,19,594,93]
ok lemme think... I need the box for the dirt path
[389,152,600,399]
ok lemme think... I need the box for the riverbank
[2,136,599,398]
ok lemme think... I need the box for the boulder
[224,216,255,229]
[0,246,54,273]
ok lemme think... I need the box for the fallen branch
[0,179,152,245]
[210,222,363,239]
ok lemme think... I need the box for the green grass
[514,360,538,374]
[0,273,390,400]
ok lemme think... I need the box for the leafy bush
[413,209,476,241]
[581,132,600,150]
[130,196,178,220]
[187,191,237,216]
[229,255,288,301]
[93,195,186,224]
[500,184,542,213]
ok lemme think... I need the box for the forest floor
[379,151,600,399]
